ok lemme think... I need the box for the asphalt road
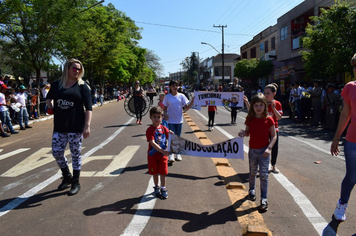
[0,99,355,236]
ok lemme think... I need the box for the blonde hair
[245,93,268,125]
[60,58,85,88]
[351,53,356,66]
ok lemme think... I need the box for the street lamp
[201,42,221,54]
[201,41,225,86]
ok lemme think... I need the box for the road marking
[120,177,156,236]
[0,117,135,218]
[1,148,71,177]
[0,148,30,161]
[273,173,326,235]
[193,109,328,236]
[65,146,140,177]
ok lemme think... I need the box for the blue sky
[106,0,304,77]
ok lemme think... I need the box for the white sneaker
[175,154,182,161]
[334,200,348,221]
[211,127,214,130]
[208,126,211,131]
[168,154,175,163]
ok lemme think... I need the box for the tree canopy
[302,1,356,81]
[0,0,162,86]
[180,52,199,84]
[234,58,274,85]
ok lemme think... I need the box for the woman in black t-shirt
[46,58,92,196]
[133,80,144,125]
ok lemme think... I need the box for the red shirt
[268,100,282,131]
[246,116,275,149]
[342,81,356,142]
[208,105,217,112]
[146,124,169,157]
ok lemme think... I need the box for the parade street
[0,100,355,236]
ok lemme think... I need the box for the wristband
[333,138,339,141]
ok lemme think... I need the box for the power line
[134,21,252,36]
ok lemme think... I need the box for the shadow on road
[0,189,69,211]
[83,194,237,233]
[322,216,342,236]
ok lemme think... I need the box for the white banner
[193,91,244,109]
[168,133,244,160]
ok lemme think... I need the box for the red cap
[0,84,8,90]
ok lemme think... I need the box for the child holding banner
[238,93,277,212]
[146,106,171,199]
[163,80,194,163]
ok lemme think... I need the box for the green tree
[57,2,146,87]
[145,49,163,79]
[302,1,356,81]
[0,0,86,86]
[234,58,274,86]
[180,52,199,84]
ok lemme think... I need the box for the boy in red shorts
[146,106,170,199]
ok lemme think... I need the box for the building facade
[199,53,239,85]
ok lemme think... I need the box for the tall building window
[242,51,247,59]
[281,26,287,41]
[271,37,275,50]
[265,41,269,53]
[250,47,256,58]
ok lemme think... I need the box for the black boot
[68,170,80,196]
[58,167,72,190]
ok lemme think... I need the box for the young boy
[146,106,170,199]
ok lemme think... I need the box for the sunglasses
[72,67,82,72]
[135,82,140,84]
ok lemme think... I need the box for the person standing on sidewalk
[0,84,19,135]
[46,58,92,196]
[310,80,322,126]
[163,80,194,163]
[14,85,32,130]
[41,83,51,115]
[330,53,356,222]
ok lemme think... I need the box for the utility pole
[213,25,227,87]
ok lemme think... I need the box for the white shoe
[175,154,182,161]
[168,154,175,163]
[334,200,347,221]
[208,126,211,131]
[211,127,214,130]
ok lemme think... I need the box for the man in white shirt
[14,85,32,130]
